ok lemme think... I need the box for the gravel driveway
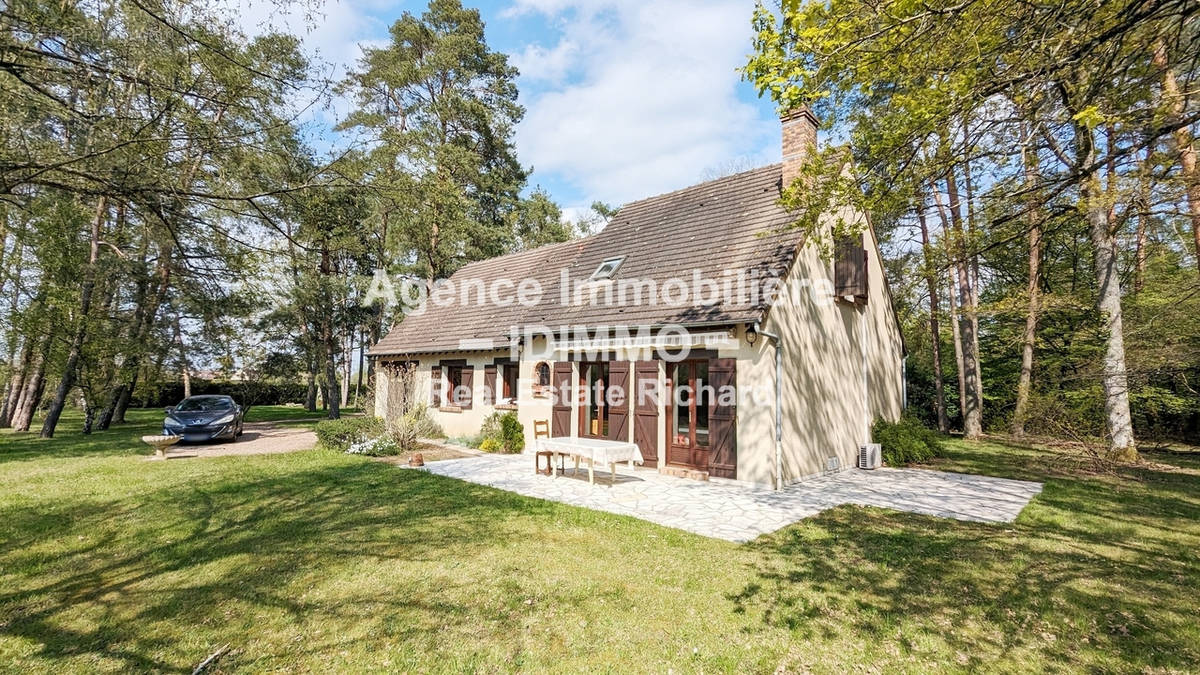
[149,421,317,460]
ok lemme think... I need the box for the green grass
[0,431,1198,672]
[0,406,353,464]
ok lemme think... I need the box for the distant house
[369,109,905,488]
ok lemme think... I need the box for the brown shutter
[607,362,631,442]
[551,361,572,437]
[634,360,659,464]
[482,364,497,406]
[430,365,442,407]
[835,234,867,300]
[708,357,737,479]
[460,366,473,409]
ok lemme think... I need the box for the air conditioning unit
[858,443,882,469]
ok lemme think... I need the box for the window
[580,362,610,438]
[443,364,472,408]
[671,360,711,448]
[590,256,626,280]
[501,362,518,402]
[446,365,463,404]
[532,361,551,398]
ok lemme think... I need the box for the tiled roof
[369,164,802,356]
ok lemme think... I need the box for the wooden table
[533,437,645,485]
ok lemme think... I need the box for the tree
[744,0,1199,458]
[338,0,526,281]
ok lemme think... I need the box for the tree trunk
[1077,121,1136,460]
[946,272,967,428]
[931,175,980,437]
[173,314,191,399]
[944,168,983,438]
[917,206,948,432]
[355,327,365,406]
[305,365,317,412]
[340,325,351,408]
[12,352,47,432]
[1134,145,1151,293]
[1012,124,1043,437]
[1153,40,1200,278]
[0,338,32,427]
[41,196,106,438]
[323,317,340,420]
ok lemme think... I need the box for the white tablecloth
[533,437,644,466]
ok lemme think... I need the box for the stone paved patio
[417,454,1043,542]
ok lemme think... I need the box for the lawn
[1,421,1198,672]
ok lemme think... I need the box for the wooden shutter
[607,362,631,442]
[430,365,442,407]
[460,366,474,409]
[551,361,572,437]
[634,360,659,464]
[835,235,868,300]
[708,358,737,479]
[482,364,497,406]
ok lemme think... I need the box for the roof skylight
[590,256,626,280]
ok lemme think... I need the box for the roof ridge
[613,162,781,213]
[453,237,590,274]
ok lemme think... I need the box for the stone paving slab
[416,455,1043,542]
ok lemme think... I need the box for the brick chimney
[780,106,818,188]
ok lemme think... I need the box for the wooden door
[633,360,659,464]
[607,362,630,442]
[551,361,572,437]
[707,358,737,479]
[665,362,695,468]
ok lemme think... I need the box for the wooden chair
[533,420,561,475]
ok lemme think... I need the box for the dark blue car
[163,395,245,442]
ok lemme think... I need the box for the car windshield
[174,397,234,412]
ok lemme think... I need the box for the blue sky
[240,0,783,217]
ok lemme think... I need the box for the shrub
[477,411,525,453]
[499,413,525,453]
[387,403,444,452]
[315,416,385,452]
[346,436,400,456]
[873,415,944,465]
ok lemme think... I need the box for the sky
[229,0,783,219]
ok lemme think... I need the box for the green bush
[315,416,385,452]
[477,411,524,453]
[499,413,525,453]
[873,415,944,465]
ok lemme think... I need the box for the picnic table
[533,437,645,485]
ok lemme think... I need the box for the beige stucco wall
[374,337,574,449]
[734,220,904,487]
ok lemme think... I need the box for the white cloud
[510,39,579,84]
[511,0,779,205]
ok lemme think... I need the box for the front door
[579,361,610,438]
[667,360,711,470]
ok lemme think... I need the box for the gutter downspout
[754,322,784,490]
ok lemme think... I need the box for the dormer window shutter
[835,234,868,302]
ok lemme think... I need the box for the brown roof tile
[369,164,801,356]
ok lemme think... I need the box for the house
[368,109,905,488]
